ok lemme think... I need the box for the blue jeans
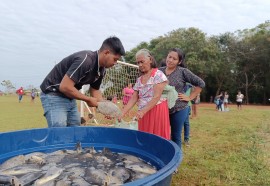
[170,107,189,149]
[18,95,23,102]
[40,93,80,127]
[184,106,191,141]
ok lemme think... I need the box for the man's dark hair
[169,48,187,68]
[100,36,125,56]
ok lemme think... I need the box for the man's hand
[86,97,98,107]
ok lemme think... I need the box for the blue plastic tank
[0,127,182,186]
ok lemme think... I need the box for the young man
[40,36,125,127]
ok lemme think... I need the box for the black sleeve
[90,75,103,90]
[66,53,89,84]
[182,68,205,88]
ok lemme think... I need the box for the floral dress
[133,68,170,140]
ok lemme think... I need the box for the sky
[0,0,269,91]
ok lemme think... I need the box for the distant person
[159,48,205,149]
[236,90,244,110]
[122,83,134,117]
[191,93,200,118]
[31,89,36,102]
[16,87,24,103]
[112,94,118,104]
[119,49,170,140]
[224,91,229,111]
[40,36,125,127]
[122,83,134,106]
[183,83,192,147]
[210,96,213,103]
[214,96,220,111]
[217,91,224,111]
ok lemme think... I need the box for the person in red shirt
[16,87,24,103]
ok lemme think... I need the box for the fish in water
[0,174,19,186]
[0,164,41,176]
[75,141,82,153]
[0,155,25,170]
[108,167,131,184]
[84,167,107,185]
[25,155,46,165]
[34,166,63,186]
[0,144,158,185]
[119,154,142,165]
[71,176,91,186]
[125,162,157,175]
[97,101,122,118]
[16,172,44,186]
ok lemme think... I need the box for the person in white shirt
[236,91,244,110]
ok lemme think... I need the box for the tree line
[124,21,270,104]
[1,21,269,104]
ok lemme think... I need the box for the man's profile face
[104,51,121,68]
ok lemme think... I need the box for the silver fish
[0,155,25,170]
[72,176,91,186]
[41,163,57,171]
[25,155,46,165]
[94,155,112,164]
[119,154,142,165]
[34,166,63,186]
[17,172,44,186]
[84,147,97,154]
[75,141,82,154]
[68,167,85,177]
[131,172,150,181]
[63,163,81,169]
[36,179,55,186]
[97,101,122,118]
[108,167,131,184]
[48,150,66,156]
[0,164,41,176]
[24,152,47,159]
[125,162,157,175]
[55,179,71,186]
[84,167,107,185]
[44,154,65,164]
[0,174,19,186]
[80,152,94,159]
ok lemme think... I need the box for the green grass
[0,95,270,185]
[172,104,270,186]
[0,95,47,132]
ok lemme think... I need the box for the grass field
[0,95,270,185]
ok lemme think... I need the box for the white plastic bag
[114,119,138,130]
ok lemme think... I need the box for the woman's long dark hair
[169,48,187,68]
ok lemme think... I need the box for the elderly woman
[119,49,170,140]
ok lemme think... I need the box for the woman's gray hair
[135,49,157,68]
